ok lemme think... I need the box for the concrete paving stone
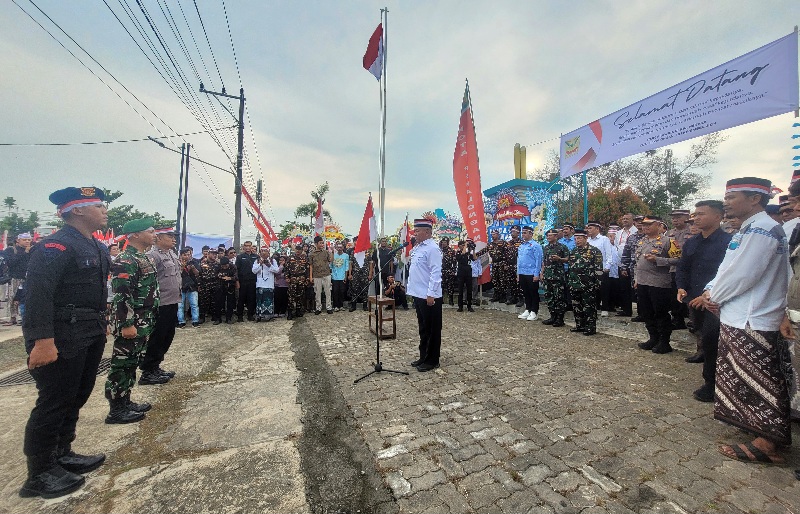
[644,478,703,513]
[434,433,461,450]
[470,426,501,440]
[456,469,497,492]
[548,470,587,493]
[461,453,498,475]
[720,486,774,513]
[377,444,410,460]
[469,481,512,509]
[452,444,486,462]
[546,439,581,460]
[532,483,581,514]
[494,489,545,513]
[408,469,448,494]
[567,484,608,509]
[399,489,448,514]
[521,464,552,486]
[386,471,412,498]
[378,452,415,471]
[579,464,623,493]
[478,437,512,461]
[402,455,441,479]
[433,452,467,480]
[420,413,449,426]
[435,481,473,514]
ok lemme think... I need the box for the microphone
[386,241,410,258]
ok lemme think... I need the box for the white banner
[560,31,799,178]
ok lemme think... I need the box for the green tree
[587,187,650,228]
[106,205,175,234]
[293,182,331,221]
[0,211,39,239]
[3,197,16,215]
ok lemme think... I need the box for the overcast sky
[1,1,798,239]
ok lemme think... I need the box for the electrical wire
[0,126,236,146]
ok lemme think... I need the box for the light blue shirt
[407,239,442,298]
[558,236,576,251]
[517,239,543,277]
[331,252,349,281]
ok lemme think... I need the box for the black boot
[56,445,106,474]
[638,328,659,350]
[124,393,152,413]
[652,336,674,354]
[448,294,454,306]
[138,370,169,385]
[541,315,556,325]
[583,325,597,336]
[105,397,146,424]
[20,452,85,499]
[515,298,524,308]
[552,313,565,327]
[287,310,294,320]
[506,296,516,305]
[362,302,368,311]
[349,301,357,312]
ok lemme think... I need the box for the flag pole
[380,7,388,240]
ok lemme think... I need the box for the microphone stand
[354,243,410,384]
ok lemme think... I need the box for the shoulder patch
[117,273,130,279]
[44,242,66,251]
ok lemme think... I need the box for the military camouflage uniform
[542,241,570,317]
[441,245,457,303]
[567,245,603,331]
[504,236,523,303]
[488,240,507,301]
[284,252,310,315]
[197,258,220,319]
[105,246,160,400]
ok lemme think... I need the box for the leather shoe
[685,352,705,363]
[541,317,556,325]
[57,450,106,474]
[672,319,687,330]
[157,367,176,378]
[467,306,475,312]
[105,399,145,424]
[583,327,597,336]
[569,327,585,332]
[19,465,85,499]
[638,340,656,350]
[631,316,644,322]
[410,359,423,367]
[456,307,463,312]
[416,363,439,372]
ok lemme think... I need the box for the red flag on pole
[453,82,490,284]
[354,194,377,267]
[241,184,277,241]
[363,24,383,80]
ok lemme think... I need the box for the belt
[55,305,104,324]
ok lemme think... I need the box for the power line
[0,126,236,146]
[12,0,234,219]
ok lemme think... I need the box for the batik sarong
[715,323,792,446]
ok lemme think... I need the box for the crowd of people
[7,173,800,499]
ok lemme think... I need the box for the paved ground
[0,301,798,513]
[309,301,800,514]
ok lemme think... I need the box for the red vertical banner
[453,83,490,283]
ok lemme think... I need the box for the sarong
[714,323,792,446]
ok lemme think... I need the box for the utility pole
[199,83,245,249]
[255,179,263,249]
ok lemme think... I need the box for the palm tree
[3,197,16,216]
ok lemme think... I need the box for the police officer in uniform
[284,244,310,319]
[20,187,110,498]
[567,228,603,336]
[487,229,507,302]
[541,229,570,327]
[105,218,160,424]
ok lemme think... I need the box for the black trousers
[597,271,612,311]
[332,279,346,309]
[456,269,473,307]
[236,281,257,319]
[141,303,178,372]
[616,269,633,314]
[25,336,105,464]
[519,275,540,313]
[215,289,236,321]
[414,297,442,366]
[694,307,721,387]
[388,287,407,307]
[274,286,288,315]
[636,284,673,344]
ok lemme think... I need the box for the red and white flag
[362,23,383,81]
[399,214,411,264]
[353,194,377,267]
[314,197,325,237]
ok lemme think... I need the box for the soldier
[105,218,160,424]
[199,249,220,324]
[487,229,507,302]
[541,229,570,327]
[284,243,310,320]
[20,187,110,498]
[439,237,457,305]
[667,208,691,329]
[634,216,675,354]
[568,228,603,336]
[505,226,524,306]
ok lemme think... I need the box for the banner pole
[582,170,589,226]
[795,25,799,118]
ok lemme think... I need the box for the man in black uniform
[20,187,110,498]
[236,241,259,321]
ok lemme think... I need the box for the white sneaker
[526,312,538,321]
[518,310,530,319]
[601,311,609,317]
